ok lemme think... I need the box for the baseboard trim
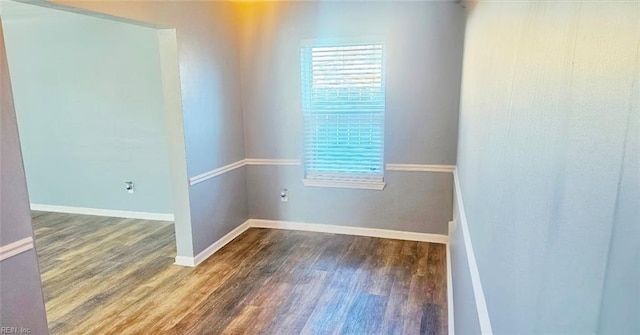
[453,170,493,335]
[447,221,455,335]
[386,163,455,173]
[174,219,252,267]
[0,237,34,262]
[173,256,195,267]
[250,219,448,244]
[193,220,252,266]
[30,204,175,222]
[174,218,449,267]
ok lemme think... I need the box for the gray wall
[598,43,640,334]
[238,1,465,233]
[455,1,640,334]
[44,0,249,257]
[247,165,453,233]
[190,167,249,254]
[3,1,173,215]
[449,217,481,335]
[0,17,49,334]
[449,196,482,335]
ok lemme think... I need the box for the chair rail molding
[189,158,302,186]
[0,237,34,262]
[189,160,457,186]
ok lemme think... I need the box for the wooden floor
[32,211,448,335]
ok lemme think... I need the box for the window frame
[300,38,386,190]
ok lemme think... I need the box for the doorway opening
[1,1,190,332]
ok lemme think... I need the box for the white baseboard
[174,219,252,267]
[250,219,449,244]
[447,221,455,335]
[173,256,195,267]
[174,218,449,268]
[453,170,493,335]
[30,204,175,222]
[193,220,252,266]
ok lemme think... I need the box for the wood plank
[340,292,389,334]
[32,212,448,334]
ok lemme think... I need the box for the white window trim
[300,38,387,190]
[302,178,386,191]
[300,36,384,48]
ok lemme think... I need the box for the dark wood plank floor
[32,211,448,335]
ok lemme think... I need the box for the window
[301,42,386,190]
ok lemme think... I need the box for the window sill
[302,178,386,191]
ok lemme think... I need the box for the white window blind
[301,43,385,184]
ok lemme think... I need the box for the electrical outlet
[125,181,134,194]
[280,188,288,202]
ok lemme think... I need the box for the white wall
[455,1,640,333]
[3,1,173,215]
[238,1,465,233]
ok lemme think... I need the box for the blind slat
[302,43,385,180]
